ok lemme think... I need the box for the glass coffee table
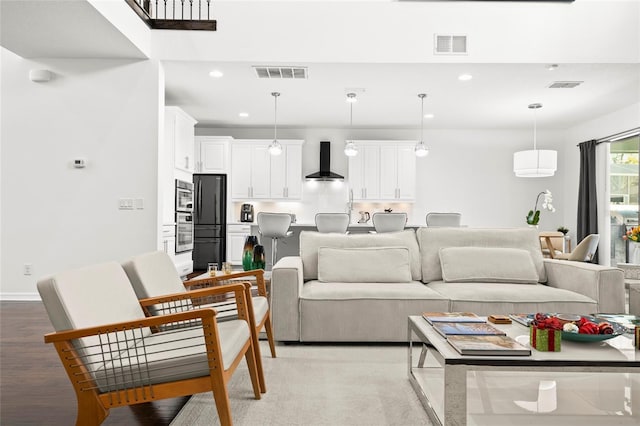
[408,315,640,426]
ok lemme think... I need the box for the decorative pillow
[439,247,539,284]
[300,229,421,281]
[317,247,412,283]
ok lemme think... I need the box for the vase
[242,235,259,271]
[252,244,266,270]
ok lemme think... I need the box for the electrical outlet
[23,263,33,276]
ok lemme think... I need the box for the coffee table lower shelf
[407,315,640,426]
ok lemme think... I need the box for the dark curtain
[577,139,598,262]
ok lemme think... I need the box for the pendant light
[414,93,429,157]
[513,103,557,177]
[268,92,283,156]
[344,93,358,157]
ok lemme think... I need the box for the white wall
[0,48,162,299]
[197,126,567,230]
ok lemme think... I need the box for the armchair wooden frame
[44,283,260,426]
[180,269,275,392]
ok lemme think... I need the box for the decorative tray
[560,315,626,342]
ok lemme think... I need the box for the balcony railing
[126,0,216,31]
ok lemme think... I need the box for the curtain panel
[577,139,599,263]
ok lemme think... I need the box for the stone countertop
[227,221,423,228]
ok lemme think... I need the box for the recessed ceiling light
[458,73,473,81]
[209,69,223,78]
[424,114,435,119]
[547,64,559,71]
[238,112,249,118]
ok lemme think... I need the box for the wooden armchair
[122,251,275,395]
[38,261,261,426]
[184,268,275,358]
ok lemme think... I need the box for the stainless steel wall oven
[175,211,194,253]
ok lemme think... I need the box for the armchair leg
[251,330,267,394]
[264,314,277,358]
[210,371,234,426]
[76,392,108,426]
[245,341,262,399]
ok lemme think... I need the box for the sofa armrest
[271,256,304,341]
[544,259,625,313]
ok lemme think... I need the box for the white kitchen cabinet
[349,141,416,202]
[349,144,380,201]
[270,141,303,199]
[227,224,251,265]
[166,106,196,173]
[159,225,176,261]
[231,141,271,199]
[380,143,416,201]
[195,136,230,174]
[231,139,303,200]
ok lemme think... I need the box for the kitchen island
[233,222,422,268]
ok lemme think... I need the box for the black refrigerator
[192,174,227,270]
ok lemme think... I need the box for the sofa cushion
[417,227,546,283]
[317,247,412,283]
[300,229,421,281]
[439,246,539,284]
[427,281,597,316]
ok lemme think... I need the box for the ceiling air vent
[434,35,468,55]
[548,81,583,88]
[253,66,308,79]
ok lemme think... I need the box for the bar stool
[257,212,293,270]
[425,212,462,227]
[372,212,407,233]
[315,213,349,233]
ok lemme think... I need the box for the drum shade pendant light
[268,92,283,156]
[513,103,557,177]
[415,94,429,157]
[344,93,358,157]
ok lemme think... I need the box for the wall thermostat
[73,158,87,168]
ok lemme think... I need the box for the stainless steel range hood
[305,141,344,181]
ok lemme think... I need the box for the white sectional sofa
[270,227,625,342]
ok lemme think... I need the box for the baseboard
[0,292,41,301]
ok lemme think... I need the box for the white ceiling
[2,0,639,130]
[163,61,640,129]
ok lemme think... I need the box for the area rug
[170,341,432,426]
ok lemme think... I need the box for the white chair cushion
[93,319,250,392]
[317,247,412,283]
[439,246,539,284]
[122,251,187,299]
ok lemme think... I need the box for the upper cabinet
[230,139,304,200]
[349,145,380,201]
[349,141,416,202]
[195,136,230,174]
[270,142,303,199]
[166,106,196,173]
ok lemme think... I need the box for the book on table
[509,313,535,327]
[432,321,507,338]
[422,312,485,325]
[447,335,531,356]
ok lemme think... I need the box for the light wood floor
[0,301,189,425]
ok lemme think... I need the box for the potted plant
[557,226,569,235]
[526,190,555,226]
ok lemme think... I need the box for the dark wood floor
[0,301,190,425]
